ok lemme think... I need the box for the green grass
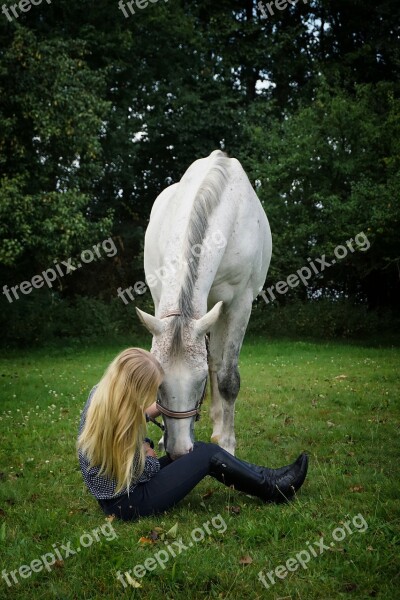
[1,337,399,599]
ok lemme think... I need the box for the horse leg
[217,354,239,456]
[208,294,253,455]
[209,352,224,443]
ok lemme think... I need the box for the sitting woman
[77,347,308,521]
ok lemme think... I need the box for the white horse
[136,150,271,460]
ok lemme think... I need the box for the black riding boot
[209,451,308,503]
[238,453,306,479]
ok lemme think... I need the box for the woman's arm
[143,402,160,458]
[145,402,161,419]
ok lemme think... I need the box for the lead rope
[145,413,165,432]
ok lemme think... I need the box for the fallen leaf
[54,560,64,569]
[226,505,241,515]
[125,572,142,588]
[239,555,253,565]
[105,515,115,522]
[350,485,364,493]
[327,421,335,427]
[139,536,154,544]
[69,508,89,515]
[342,582,357,592]
[166,522,178,538]
[201,490,214,500]
[334,375,348,380]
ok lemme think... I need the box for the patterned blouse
[77,386,160,500]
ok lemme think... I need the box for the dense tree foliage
[0,0,399,342]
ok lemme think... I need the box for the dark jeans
[98,441,223,521]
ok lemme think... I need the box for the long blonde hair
[77,348,164,495]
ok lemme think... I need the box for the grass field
[1,336,399,599]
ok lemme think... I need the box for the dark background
[1,0,399,345]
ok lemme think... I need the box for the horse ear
[136,308,164,336]
[194,301,223,338]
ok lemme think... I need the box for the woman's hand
[143,441,157,458]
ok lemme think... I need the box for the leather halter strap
[156,374,208,421]
[156,403,200,419]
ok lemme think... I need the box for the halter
[150,310,209,428]
[156,377,208,422]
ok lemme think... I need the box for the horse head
[136,302,223,460]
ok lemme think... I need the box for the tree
[243,81,400,307]
[0,27,113,278]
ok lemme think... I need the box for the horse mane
[170,150,230,357]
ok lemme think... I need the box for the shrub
[247,298,398,341]
[0,291,144,347]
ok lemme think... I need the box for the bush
[247,298,398,341]
[1,291,398,348]
[0,290,145,347]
